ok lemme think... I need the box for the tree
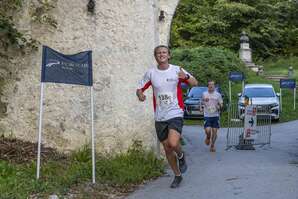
[171,0,298,59]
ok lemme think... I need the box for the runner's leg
[210,117,220,152]
[168,129,182,156]
[168,129,187,173]
[204,117,211,145]
[210,128,218,152]
[204,127,211,145]
[157,121,183,188]
[162,140,181,176]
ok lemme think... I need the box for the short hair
[207,79,215,86]
[154,45,171,56]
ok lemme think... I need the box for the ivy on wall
[30,0,58,28]
[0,0,57,57]
[0,0,28,52]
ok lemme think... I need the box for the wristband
[184,74,190,80]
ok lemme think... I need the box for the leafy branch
[0,0,58,56]
[30,0,58,28]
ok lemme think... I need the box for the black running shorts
[155,117,183,142]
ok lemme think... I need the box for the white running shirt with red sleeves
[138,64,192,121]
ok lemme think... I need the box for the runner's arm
[201,92,207,105]
[179,68,198,87]
[136,70,152,102]
[218,93,224,110]
[186,76,198,87]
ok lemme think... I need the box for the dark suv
[183,86,224,119]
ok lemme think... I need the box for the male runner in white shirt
[136,45,198,188]
[202,80,223,152]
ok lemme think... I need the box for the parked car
[184,86,224,119]
[237,84,280,121]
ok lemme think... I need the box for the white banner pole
[36,83,45,179]
[90,86,96,184]
[280,88,282,112]
[229,80,232,104]
[294,88,296,110]
[242,80,244,92]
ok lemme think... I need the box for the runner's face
[155,47,170,65]
[208,81,215,92]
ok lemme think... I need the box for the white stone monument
[239,31,258,72]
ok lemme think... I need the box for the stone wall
[0,0,180,153]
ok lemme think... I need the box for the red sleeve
[137,70,152,92]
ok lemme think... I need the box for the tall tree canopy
[170,0,298,59]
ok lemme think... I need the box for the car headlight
[271,103,279,108]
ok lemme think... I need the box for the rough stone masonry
[0,0,180,153]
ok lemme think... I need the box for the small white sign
[244,105,257,140]
[241,43,250,49]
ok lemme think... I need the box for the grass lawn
[0,139,165,199]
[262,56,298,80]
[185,59,298,127]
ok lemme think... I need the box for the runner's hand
[137,90,146,102]
[216,105,220,111]
[139,93,146,101]
[178,67,187,79]
[217,102,223,111]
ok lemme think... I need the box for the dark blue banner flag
[280,79,296,89]
[41,46,93,86]
[229,72,244,82]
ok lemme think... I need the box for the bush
[171,47,247,95]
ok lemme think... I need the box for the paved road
[126,121,298,199]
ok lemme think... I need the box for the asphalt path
[126,121,298,199]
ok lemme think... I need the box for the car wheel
[272,118,280,122]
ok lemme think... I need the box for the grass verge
[0,139,165,199]
[261,56,298,80]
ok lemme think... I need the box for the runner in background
[202,80,223,152]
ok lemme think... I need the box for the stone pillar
[157,0,180,45]
[239,31,252,63]
[239,31,258,72]
[288,66,294,78]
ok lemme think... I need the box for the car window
[188,87,207,98]
[243,87,275,97]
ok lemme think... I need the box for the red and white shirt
[138,64,192,121]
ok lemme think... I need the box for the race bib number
[207,105,217,113]
[157,92,173,107]
[206,98,219,113]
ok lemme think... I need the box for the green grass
[262,56,298,80]
[0,141,165,199]
[261,56,298,122]
[184,64,298,127]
